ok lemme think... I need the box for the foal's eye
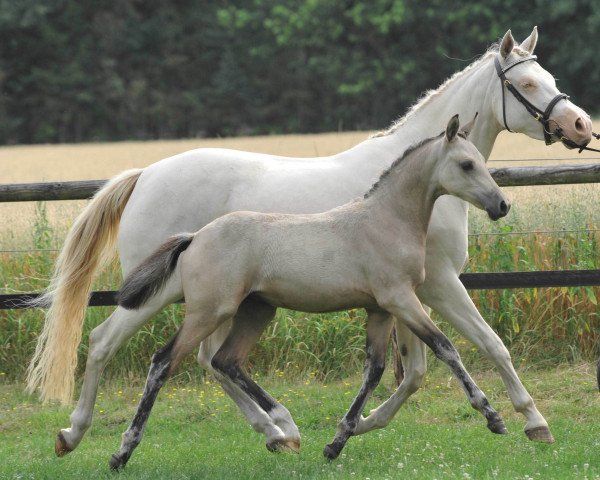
[460,160,474,172]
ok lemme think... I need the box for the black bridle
[494,55,600,153]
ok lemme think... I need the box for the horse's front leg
[355,320,427,434]
[417,272,553,442]
[379,289,508,436]
[323,310,394,460]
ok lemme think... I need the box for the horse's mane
[363,132,444,199]
[372,42,530,139]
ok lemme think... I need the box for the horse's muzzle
[486,200,510,221]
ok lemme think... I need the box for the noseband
[495,55,600,153]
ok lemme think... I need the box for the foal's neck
[362,142,442,239]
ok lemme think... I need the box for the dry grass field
[1,123,599,249]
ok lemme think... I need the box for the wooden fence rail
[1,163,599,310]
[1,269,600,309]
[1,163,600,202]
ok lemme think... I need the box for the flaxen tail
[26,169,143,405]
[117,234,194,310]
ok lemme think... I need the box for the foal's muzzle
[486,199,510,221]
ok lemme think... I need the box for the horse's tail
[26,168,144,405]
[117,233,195,310]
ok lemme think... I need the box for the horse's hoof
[487,418,508,435]
[109,453,127,471]
[323,443,340,461]
[266,438,301,454]
[55,431,73,457]
[525,426,555,443]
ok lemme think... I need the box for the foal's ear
[460,112,478,138]
[500,30,515,59]
[520,26,538,54]
[445,114,460,142]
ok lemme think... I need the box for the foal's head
[437,115,510,221]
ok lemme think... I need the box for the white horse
[108,115,510,469]
[28,28,593,457]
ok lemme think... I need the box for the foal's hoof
[487,418,508,435]
[109,453,129,471]
[266,438,301,454]
[55,431,73,457]
[323,443,341,461]
[525,426,555,443]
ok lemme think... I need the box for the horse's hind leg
[209,297,301,453]
[324,310,394,460]
[198,322,287,441]
[55,293,176,456]
[109,307,228,470]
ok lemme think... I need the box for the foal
[110,115,510,469]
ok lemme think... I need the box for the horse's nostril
[575,117,585,132]
[500,201,509,214]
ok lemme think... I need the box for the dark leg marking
[324,312,393,460]
[416,329,507,435]
[109,333,179,471]
[210,297,278,414]
[211,354,278,413]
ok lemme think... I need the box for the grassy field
[1,365,599,479]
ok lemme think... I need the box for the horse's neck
[338,55,502,170]
[363,144,440,238]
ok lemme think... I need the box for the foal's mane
[372,42,528,139]
[364,133,442,199]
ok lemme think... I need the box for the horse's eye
[521,81,535,89]
[460,160,474,172]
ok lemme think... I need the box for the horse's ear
[461,112,478,138]
[445,114,460,142]
[520,26,538,54]
[500,30,515,59]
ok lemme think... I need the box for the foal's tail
[117,233,195,310]
[26,169,143,405]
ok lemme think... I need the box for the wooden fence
[1,163,600,309]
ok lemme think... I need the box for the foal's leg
[417,273,553,442]
[109,308,228,471]
[55,286,180,456]
[197,317,300,451]
[210,298,301,452]
[380,290,507,436]
[324,310,394,460]
[355,320,427,434]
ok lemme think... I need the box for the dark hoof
[109,453,128,471]
[525,426,555,443]
[266,438,300,453]
[487,418,508,435]
[323,443,341,461]
[55,431,73,457]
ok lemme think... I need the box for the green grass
[1,365,599,479]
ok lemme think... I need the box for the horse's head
[493,27,593,149]
[439,115,510,221]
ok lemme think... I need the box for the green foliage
[0,1,598,143]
